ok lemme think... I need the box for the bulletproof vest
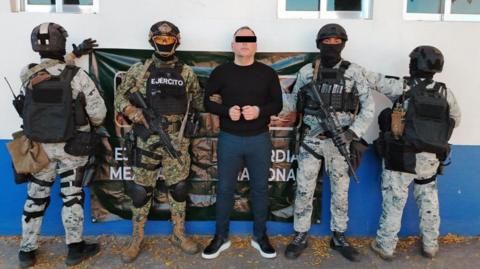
[23,65,79,143]
[402,80,453,154]
[303,61,359,113]
[146,62,187,116]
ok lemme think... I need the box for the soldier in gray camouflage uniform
[115,21,204,263]
[369,46,461,260]
[285,24,376,262]
[18,22,106,268]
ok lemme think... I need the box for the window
[404,0,480,21]
[13,0,99,13]
[445,0,480,21]
[278,0,372,19]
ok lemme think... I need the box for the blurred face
[232,29,257,58]
[321,37,343,45]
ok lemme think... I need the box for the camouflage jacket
[292,60,375,138]
[115,54,204,126]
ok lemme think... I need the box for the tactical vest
[146,62,187,116]
[23,65,79,143]
[402,80,453,154]
[303,61,359,114]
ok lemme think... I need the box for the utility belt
[133,121,181,141]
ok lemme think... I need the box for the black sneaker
[285,232,308,259]
[330,231,360,262]
[19,250,36,269]
[251,235,277,259]
[201,235,231,259]
[65,241,100,266]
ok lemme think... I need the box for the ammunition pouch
[64,131,101,156]
[184,113,200,138]
[383,132,417,174]
[73,92,88,126]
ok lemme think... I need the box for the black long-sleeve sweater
[204,61,283,136]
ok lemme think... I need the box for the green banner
[89,49,323,224]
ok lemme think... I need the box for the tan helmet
[31,22,68,53]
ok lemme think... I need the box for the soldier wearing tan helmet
[115,21,204,263]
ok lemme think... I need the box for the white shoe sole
[201,240,231,259]
[251,240,277,259]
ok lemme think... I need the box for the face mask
[409,58,435,79]
[319,43,345,68]
[39,50,66,60]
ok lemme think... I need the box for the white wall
[0,0,478,144]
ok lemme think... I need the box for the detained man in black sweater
[201,26,283,259]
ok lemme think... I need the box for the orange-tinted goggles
[152,35,177,45]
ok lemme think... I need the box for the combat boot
[284,232,308,259]
[18,250,36,268]
[65,241,100,266]
[121,218,146,263]
[370,240,395,261]
[170,214,201,254]
[421,245,438,259]
[330,231,361,262]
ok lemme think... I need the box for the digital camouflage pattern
[372,77,461,255]
[20,61,106,251]
[291,60,376,233]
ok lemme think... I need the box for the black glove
[72,38,98,57]
[333,129,357,146]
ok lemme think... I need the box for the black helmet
[409,46,444,73]
[148,21,181,47]
[316,23,348,45]
[31,22,68,53]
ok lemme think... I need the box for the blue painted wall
[1,140,479,237]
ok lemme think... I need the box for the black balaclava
[153,44,176,61]
[319,43,345,68]
[409,58,435,80]
[39,50,66,61]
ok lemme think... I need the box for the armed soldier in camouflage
[369,46,461,260]
[115,21,204,263]
[17,22,106,268]
[285,24,376,262]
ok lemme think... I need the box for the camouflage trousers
[131,134,191,226]
[375,152,440,255]
[20,143,87,252]
[294,136,351,233]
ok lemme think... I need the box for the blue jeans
[215,131,272,239]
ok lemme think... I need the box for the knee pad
[168,180,189,202]
[127,183,153,207]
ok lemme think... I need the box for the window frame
[403,0,480,22]
[402,0,444,21]
[277,0,373,19]
[17,0,99,13]
[443,0,480,22]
